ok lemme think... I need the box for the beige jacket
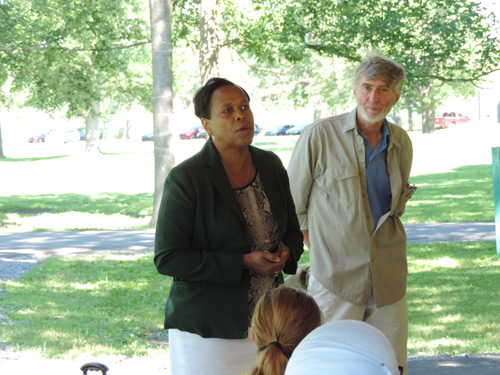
[288,109,413,307]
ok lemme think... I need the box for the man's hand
[302,230,310,249]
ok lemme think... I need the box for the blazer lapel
[252,148,286,232]
[200,141,245,221]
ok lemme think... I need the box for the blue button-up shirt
[358,122,392,229]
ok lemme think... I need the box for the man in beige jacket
[288,54,414,374]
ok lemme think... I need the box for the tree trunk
[422,105,436,134]
[314,107,321,121]
[199,0,219,84]
[420,85,436,134]
[0,121,5,159]
[85,99,102,152]
[125,107,132,140]
[404,97,414,132]
[149,0,175,228]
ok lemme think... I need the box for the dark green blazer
[154,141,303,339]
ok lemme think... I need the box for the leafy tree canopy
[170,0,500,128]
[0,0,152,118]
[238,0,500,91]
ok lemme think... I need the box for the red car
[434,112,470,129]
[179,126,206,140]
[28,133,47,143]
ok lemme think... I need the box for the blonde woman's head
[250,286,322,375]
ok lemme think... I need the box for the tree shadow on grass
[0,155,71,162]
[407,241,500,356]
[0,192,153,229]
[0,255,168,357]
[0,192,152,217]
[404,164,494,223]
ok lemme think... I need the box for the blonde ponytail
[250,286,322,375]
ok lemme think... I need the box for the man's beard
[357,103,393,124]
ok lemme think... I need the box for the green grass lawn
[1,242,499,358]
[2,115,499,366]
[407,242,500,356]
[0,135,496,230]
[0,162,493,230]
[0,253,168,358]
[1,192,153,231]
[404,164,495,223]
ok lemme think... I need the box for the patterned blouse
[233,172,280,326]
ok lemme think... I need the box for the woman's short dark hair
[193,77,251,119]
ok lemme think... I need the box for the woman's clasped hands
[243,239,290,277]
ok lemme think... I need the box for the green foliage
[297,249,310,266]
[3,0,499,126]
[278,0,500,87]
[233,0,500,127]
[246,50,355,115]
[170,1,351,114]
[193,0,500,122]
[0,253,168,357]
[0,0,152,117]
[171,42,201,107]
[172,0,200,45]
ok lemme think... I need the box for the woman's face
[202,85,255,151]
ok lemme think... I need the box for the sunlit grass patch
[407,241,500,356]
[1,193,153,231]
[403,164,494,223]
[3,243,498,359]
[0,253,168,358]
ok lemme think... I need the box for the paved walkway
[0,222,499,374]
[0,222,497,259]
[408,353,500,375]
[405,222,497,243]
[0,228,156,258]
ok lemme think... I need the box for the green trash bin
[493,147,500,258]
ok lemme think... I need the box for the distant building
[477,71,500,123]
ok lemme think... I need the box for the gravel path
[0,254,44,281]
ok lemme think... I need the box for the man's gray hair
[353,54,405,95]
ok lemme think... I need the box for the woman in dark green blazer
[154,78,303,375]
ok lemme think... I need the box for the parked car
[77,127,86,141]
[179,125,205,139]
[79,128,104,140]
[254,124,261,136]
[264,124,295,136]
[198,127,206,138]
[285,124,308,135]
[434,112,470,129]
[142,133,154,141]
[28,132,47,143]
[45,129,81,143]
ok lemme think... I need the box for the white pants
[168,329,256,375]
[308,274,408,375]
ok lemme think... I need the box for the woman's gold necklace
[222,157,251,187]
